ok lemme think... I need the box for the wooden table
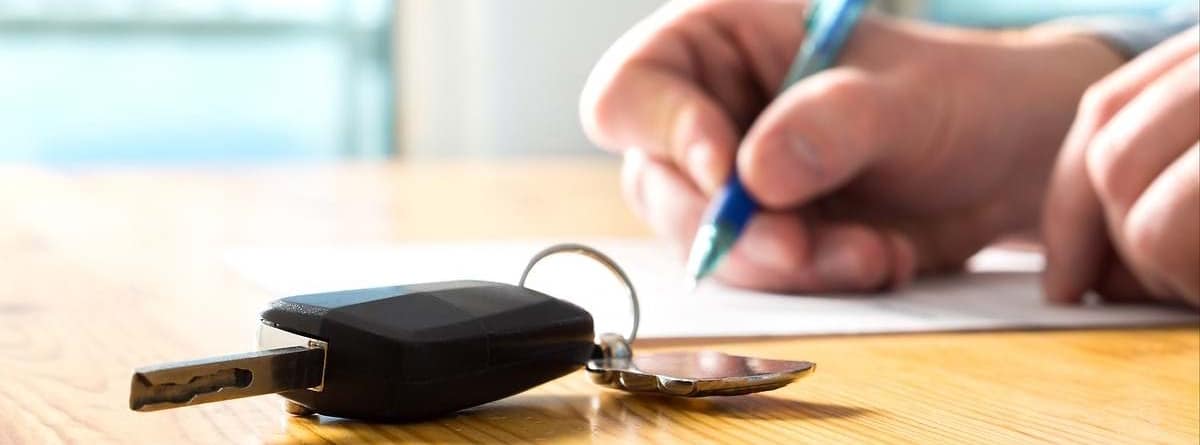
[1,159,1196,444]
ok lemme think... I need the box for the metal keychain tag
[519,244,815,398]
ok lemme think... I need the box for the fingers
[1041,97,1114,303]
[1092,257,1154,304]
[1123,145,1200,303]
[581,0,806,193]
[718,218,916,293]
[737,69,899,209]
[1083,55,1199,298]
[622,151,917,293]
[620,150,706,252]
[1086,55,1200,234]
[1041,30,1200,303]
[586,65,741,193]
[1085,26,1199,105]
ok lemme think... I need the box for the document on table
[225,239,1198,339]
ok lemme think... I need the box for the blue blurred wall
[0,1,392,164]
[922,0,1187,26]
[0,0,1187,164]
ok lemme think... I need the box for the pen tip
[686,223,727,286]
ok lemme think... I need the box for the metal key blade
[130,346,325,411]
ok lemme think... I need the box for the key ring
[518,243,640,343]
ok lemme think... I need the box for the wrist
[982,27,1125,237]
[1018,23,1131,63]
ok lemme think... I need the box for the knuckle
[1078,83,1124,126]
[818,70,877,103]
[1123,206,1172,274]
[675,0,738,16]
[1124,217,1159,261]
[579,71,625,149]
[835,229,891,291]
[815,71,883,138]
[738,136,817,209]
[771,239,809,273]
[1083,129,1131,203]
[853,241,891,291]
[619,155,645,210]
[1123,180,1199,289]
[656,0,729,29]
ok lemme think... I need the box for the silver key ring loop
[518,243,640,343]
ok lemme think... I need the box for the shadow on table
[264,393,874,443]
[598,391,875,420]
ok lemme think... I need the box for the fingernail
[1041,264,1087,304]
[671,102,735,193]
[750,134,823,204]
[782,133,823,177]
[815,245,861,288]
[685,142,720,193]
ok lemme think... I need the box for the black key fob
[261,280,594,421]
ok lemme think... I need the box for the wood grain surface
[0,159,1196,444]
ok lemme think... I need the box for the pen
[685,0,869,284]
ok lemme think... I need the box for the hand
[1043,26,1200,307]
[580,0,1123,293]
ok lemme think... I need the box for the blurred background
[0,0,1184,164]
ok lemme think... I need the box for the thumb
[737,68,903,209]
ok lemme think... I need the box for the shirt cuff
[1043,2,1198,58]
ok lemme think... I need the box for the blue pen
[685,0,869,284]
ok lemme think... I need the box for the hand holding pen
[581,0,1196,304]
[685,0,868,285]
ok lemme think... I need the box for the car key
[130,244,815,421]
[131,280,596,420]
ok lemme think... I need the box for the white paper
[225,239,1198,339]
